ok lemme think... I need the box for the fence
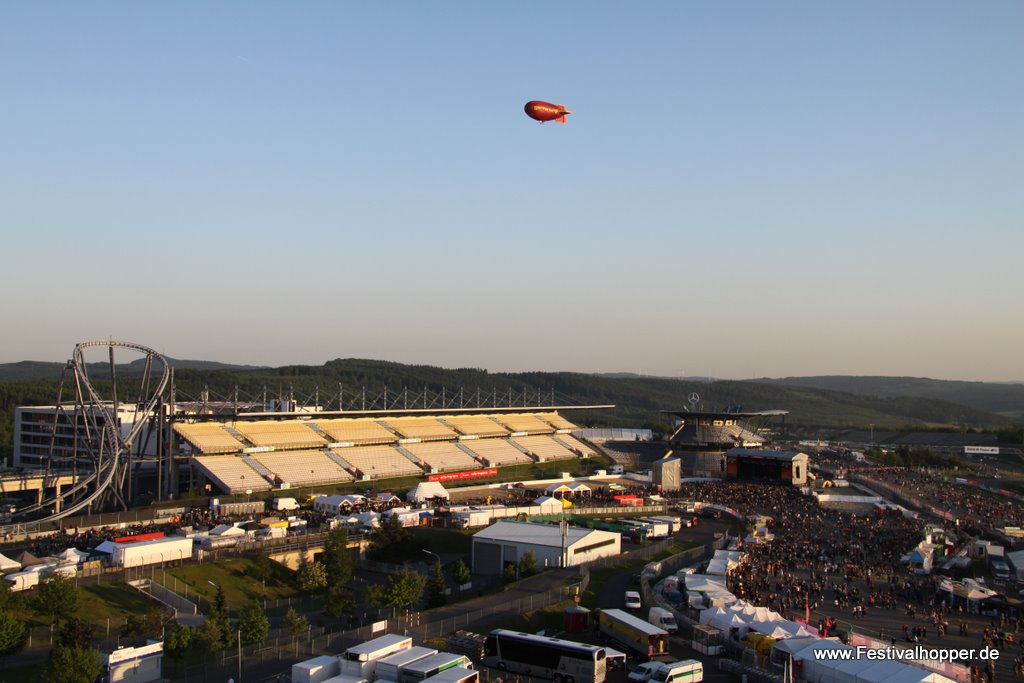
[128,578,198,616]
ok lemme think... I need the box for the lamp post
[421,549,441,568]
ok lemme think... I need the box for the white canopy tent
[0,552,20,572]
[406,482,449,504]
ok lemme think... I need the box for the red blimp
[524,100,572,124]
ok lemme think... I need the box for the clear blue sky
[2,2,1022,381]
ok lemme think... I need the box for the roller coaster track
[17,341,170,524]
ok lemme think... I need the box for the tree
[163,624,192,661]
[518,551,538,577]
[324,584,356,618]
[366,515,416,563]
[58,617,94,649]
[297,557,328,592]
[426,562,447,608]
[32,574,80,623]
[0,609,27,663]
[238,600,269,646]
[452,559,471,586]
[284,607,308,641]
[322,528,354,586]
[194,617,228,655]
[141,606,174,640]
[41,645,101,683]
[502,563,518,584]
[366,570,426,611]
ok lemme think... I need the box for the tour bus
[483,630,607,683]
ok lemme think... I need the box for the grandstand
[180,408,605,494]
[231,420,327,450]
[442,414,509,438]
[538,412,580,431]
[330,445,424,480]
[403,441,481,472]
[383,416,458,441]
[494,413,557,435]
[511,435,578,462]
[174,423,248,454]
[460,438,534,466]
[313,418,398,445]
[555,433,596,456]
[193,456,273,493]
[251,451,356,487]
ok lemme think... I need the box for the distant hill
[758,376,1024,418]
[0,358,267,382]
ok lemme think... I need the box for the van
[624,591,642,611]
[648,607,677,634]
[609,465,625,475]
[605,648,627,672]
[628,662,663,683]
[272,497,300,512]
[650,661,702,683]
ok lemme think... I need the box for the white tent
[0,552,20,572]
[545,483,572,495]
[854,660,909,683]
[210,524,245,537]
[533,496,565,512]
[833,657,878,683]
[406,482,449,504]
[93,540,118,555]
[57,548,91,564]
[710,612,750,638]
[770,636,820,667]
[699,606,728,625]
[794,640,856,683]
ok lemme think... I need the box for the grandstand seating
[538,412,580,431]
[231,420,328,450]
[251,451,355,487]
[460,438,534,466]
[383,417,458,441]
[330,445,424,479]
[511,435,578,462]
[403,441,480,472]
[554,434,596,456]
[494,413,556,434]
[312,418,398,445]
[442,414,509,438]
[174,423,248,455]
[194,456,272,493]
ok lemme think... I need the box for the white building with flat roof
[471,520,620,575]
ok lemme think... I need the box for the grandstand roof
[235,405,614,419]
[661,410,788,419]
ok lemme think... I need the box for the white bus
[483,630,607,683]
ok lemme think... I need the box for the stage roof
[661,410,788,419]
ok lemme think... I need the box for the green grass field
[159,556,300,614]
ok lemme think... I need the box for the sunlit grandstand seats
[494,413,556,434]
[538,412,580,431]
[511,435,578,462]
[383,417,458,441]
[194,456,272,493]
[461,438,533,466]
[330,445,424,479]
[174,423,248,454]
[312,418,398,445]
[442,415,508,438]
[251,451,355,487]
[231,420,328,450]
[403,441,480,472]
[555,434,596,456]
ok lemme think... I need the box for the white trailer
[400,653,471,683]
[340,634,413,679]
[420,667,479,683]
[452,510,494,529]
[112,536,195,568]
[374,647,437,683]
[293,655,342,683]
